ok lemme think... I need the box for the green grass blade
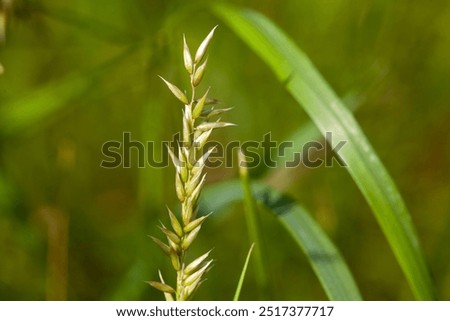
[233,243,255,301]
[202,180,362,300]
[212,4,435,300]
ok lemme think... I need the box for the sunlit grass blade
[266,92,363,189]
[255,185,362,300]
[233,243,255,301]
[212,3,435,300]
[201,180,362,300]
[267,84,384,189]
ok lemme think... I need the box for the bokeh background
[0,0,449,300]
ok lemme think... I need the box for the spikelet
[149,26,234,301]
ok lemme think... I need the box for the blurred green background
[0,0,449,300]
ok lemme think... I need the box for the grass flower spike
[149,26,234,301]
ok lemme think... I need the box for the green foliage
[212,3,435,300]
[233,243,254,301]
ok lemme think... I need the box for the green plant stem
[238,151,268,298]
[151,27,233,300]
[201,180,363,300]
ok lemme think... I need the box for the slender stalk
[233,243,255,301]
[238,150,268,298]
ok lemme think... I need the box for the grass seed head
[184,250,212,275]
[193,57,208,87]
[194,26,217,64]
[152,26,234,301]
[183,34,193,74]
[183,213,210,233]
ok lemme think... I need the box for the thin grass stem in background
[233,243,255,301]
[238,150,268,298]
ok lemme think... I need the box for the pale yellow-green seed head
[153,26,235,301]
[159,76,189,104]
[183,34,193,74]
[193,57,208,87]
[194,26,217,64]
[184,250,212,275]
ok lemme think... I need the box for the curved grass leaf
[201,180,362,300]
[212,4,435,300]
[269,91,361,171]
